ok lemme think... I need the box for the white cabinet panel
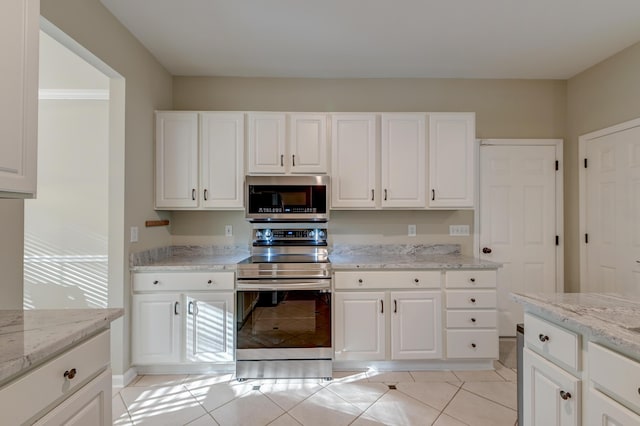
[185,292,234,362]
[289,114,328,174]
[586,388,640,426]
[525,313,579,372]
[381,114,426,208]
[334,292,385,360]
[331,114,378,208]
[446,329,498,358]
[428,113,475,208]
[589,342,640,413]
[248,113,287,174]
[391,291,441,359]
[0,0,38,197]
[334,270,441,289]
[132,293,181,364]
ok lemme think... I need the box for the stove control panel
[253,228,327,245]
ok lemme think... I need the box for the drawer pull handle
[64,368,77,380]
[470,278,476,283]
[358,279,363,284]
[394,299,397,313]
[207,280,213,285]
[471,343,477,348]
[538,334,550,342]
[153,280,159,285]
[559,390,572,400]
[380,300,384,314]
[471,318,476,323]
[414,278,419,283]
[470,298,476,303]
[174,301,180,315]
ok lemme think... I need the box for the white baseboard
[112,367,138,391]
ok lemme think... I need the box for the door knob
[482,247,492,254]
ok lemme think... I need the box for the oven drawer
[334,271,441,289]
[133,272,234,291]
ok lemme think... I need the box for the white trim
[578,117,640,289]
[39,89,109,100]
[112,367,138,391]
[477,139,564,292]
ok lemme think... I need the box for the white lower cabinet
[132,272,234,366]
[334,291,385,361]
[523,347,580,426]
[390,291,442,359]
[586,388,640,426]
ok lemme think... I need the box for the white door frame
[578,117,640,287]
[474,139,564,292]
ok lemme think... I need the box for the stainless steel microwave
[245,175,329,222]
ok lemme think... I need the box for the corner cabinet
[0,0,39,197]
[428,113,475,208]
[155,111,244,210]
[247,112,328,174]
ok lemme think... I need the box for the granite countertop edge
[511,292,640,358]
[0,308,124,385]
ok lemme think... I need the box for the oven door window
[236,290,331,349]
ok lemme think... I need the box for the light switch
[225,225,233,237]
[130,226,139,243]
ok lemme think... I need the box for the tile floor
[112,361,518,426]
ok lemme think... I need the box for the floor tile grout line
[345,387,391,425]
[458,383,518,413]
[182,384,221,425]
[259,381,324,414]
[114,391,135,426]
[431,381,471,426]
[391,382,458,414]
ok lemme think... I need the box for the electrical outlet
[225,225,233,237]
[130,226,139,243]
[449,225,470,236]
[408,224,417,237]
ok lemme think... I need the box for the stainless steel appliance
[236,223,332,380]
[245,175,329,222]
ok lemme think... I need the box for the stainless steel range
[235,224,332,380]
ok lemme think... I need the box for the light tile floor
[113,362,517,426]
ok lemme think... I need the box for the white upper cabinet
[381,113,426,208]
[0,0,39,197]
[428,113,476,208]
[289,114,328,174]
[155,112,199,208]
[247,112,287,174]
[200,112,244,208]
[247,112,328,174]
[331,114,378,208]
[155,111,244,210]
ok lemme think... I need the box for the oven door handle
[236,280,331,291]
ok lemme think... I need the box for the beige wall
[565,41,640,291]
[172,77,566,254]
[39,0,173,375]
[0,200,24,309]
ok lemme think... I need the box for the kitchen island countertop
[512,292,640,359]
[0,308,123,385]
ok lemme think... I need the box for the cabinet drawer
[445,290,496,309]
[133,271,235,291]
[446,330,498,359]
[586,388,640,426]
[334,271,441,289]
[446,310,497,328]
[589,342,640,413]
[445,270,496,289]
[0,330,110,425]
[524,313,579,371]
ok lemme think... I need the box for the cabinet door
[331,114,378,208]
[248,113,286,174]
[428,113,475,208]
[155,112,199,208]
[132,293,181,364]
[0,0,38,197]
[334,292,385,360]
[289,113,328,174]
[200,112,244,208]
[586,388,640,426]
[34,369,111,426]
[523,348,580,426]
[381,114,426,208]
[185,292,234,362]
[391,291,441,359]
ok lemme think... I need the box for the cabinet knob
[358,279,363,284]
[153,280,159,285]
[469,278,476,283]
[207,280,213,285]
[559,390,572,400]
[538,334,550,342]
[471,343,477,348]
[471,318,476,323]
[470,298,476,303]
[482,247,492,254]
[64,368,77,380]
[414,278,419,283]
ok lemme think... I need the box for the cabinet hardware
[188,301,194,315]
[538,334,549,342]
[414,278,419,283]
[358,278,363,283]
[207,279,213,286]
[153,280,159,285]
[192,189,196,201]
[174,301,179,315]
[204,189,208,201]
[380,300,384,314]
[371,189,374,201]
[63,368,77,380]
[394,300,397,313]
[470,298,476,303]
[292,155,295,166]
[482,247,492,254]
[431,189,435,201]
[280,154,284,167]
[559,390,572,400]
[469,278,476,283]
[471,318,476,323]
[384,189,387,201]
[471,343,477,348]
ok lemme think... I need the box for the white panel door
[523,349,580,426]
[132,293,181,364]
[185,292,234,362]
[390,291,441,359]
[289,114,328,174]
[428,113,475,208]
[155,112,199,208]
[480,143,559,336]
[248,113,286,174]
[200,112,244,209]
[585,125,640,294]
[334,292,385,360]
[381,114,426,208]
[331,114,378,208]
[0,0,38,196]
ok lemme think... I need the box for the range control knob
[309,230,315,238]
[255,230,263,239]
[263,229,272,239]
[318,230,326,239]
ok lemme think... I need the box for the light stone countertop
[0,308,123,385]
[512,292,640,360]
[130,245,250,272]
